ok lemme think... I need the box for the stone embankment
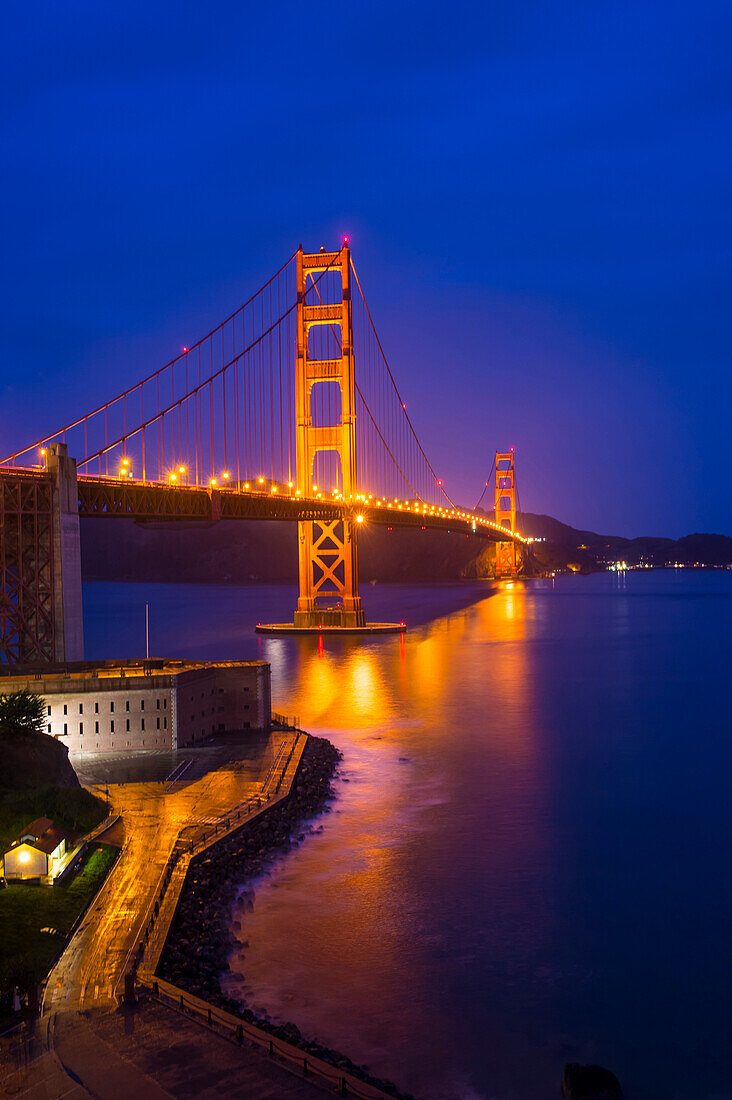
[159,735,413,1099]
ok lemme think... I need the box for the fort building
[0,659,271,755]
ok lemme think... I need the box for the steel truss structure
[0,471,55,663]
[494,451,518,577]
[77,476,522,537]
[0,468,521,663]
[293,246,364,627]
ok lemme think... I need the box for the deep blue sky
[2,1,730,537]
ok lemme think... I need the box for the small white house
[3,818,68,883]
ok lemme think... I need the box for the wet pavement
[45,733,289,1018]
[2,729,316,1099]
[72,730,274,787]
[60,997,328,1099]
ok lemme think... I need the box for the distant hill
[504,512,732,570]
[80,512,732,587]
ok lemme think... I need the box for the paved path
[59,999,328,1099]
[54,1012,171,1098]
[44,741,292,1016]
[2,997,328,1100]
[0,730,330,1100]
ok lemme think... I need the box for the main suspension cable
[2,250,298,464]
[474,455,496,511]
[349,258,456,509]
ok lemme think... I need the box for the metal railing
[145,977,399,1100]
[129,730,404,1099]
[128,732,306,986]
[272,710,300,730]
[261,731,303,798]
[2,731,311,1096]
[0,1017,48,1060]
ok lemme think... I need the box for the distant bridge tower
[293,245,365,628]
[494,450,518,578]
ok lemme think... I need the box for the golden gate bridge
[0,242,528,663]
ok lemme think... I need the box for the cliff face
[0,730,80,791]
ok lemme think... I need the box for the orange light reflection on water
[238,584,549,1100]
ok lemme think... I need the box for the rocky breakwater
[159,735,412,1099]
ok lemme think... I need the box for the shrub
[0,690,46,737]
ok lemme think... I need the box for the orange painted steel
[494,451,518,577]
[0,469,55,662]
[0,244,534,660]
[294,246,364,628]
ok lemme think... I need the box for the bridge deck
[1,467,528,543]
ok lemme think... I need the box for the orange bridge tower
[293,244,365,628]
[494,450,518,577]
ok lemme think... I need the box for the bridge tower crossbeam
[293,245,365,629]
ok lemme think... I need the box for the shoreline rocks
[159,734,413,1099]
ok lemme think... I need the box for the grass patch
[0,844,118,999]
[0,786,107,854]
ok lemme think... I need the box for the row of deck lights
[97,455,529,546]
[204,477,531,544]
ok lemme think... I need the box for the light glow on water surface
[84,573,732,1099]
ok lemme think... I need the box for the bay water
[84,572,732,1098]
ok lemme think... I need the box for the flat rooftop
[0,658,268,686]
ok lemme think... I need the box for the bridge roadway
[2,466,529,544]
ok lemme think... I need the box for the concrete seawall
[135,729,307,985]
[144,735,413,1100]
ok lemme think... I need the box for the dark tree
[0,689,47,736]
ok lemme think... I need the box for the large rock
[562,1063,623,1099]
[0,728,80,789]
